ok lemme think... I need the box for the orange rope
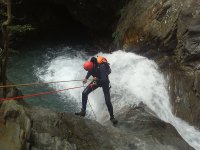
[0,85,84,101]
[0,80,85,88]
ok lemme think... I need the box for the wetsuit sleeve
[85,71,91,79]
[98,64,108,85]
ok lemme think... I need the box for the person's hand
[93,77,98,81]
[83,79,87,84]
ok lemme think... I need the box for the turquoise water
[7,43,97,112]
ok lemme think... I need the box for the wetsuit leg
[102,84,114,118]
[82,82,99,111]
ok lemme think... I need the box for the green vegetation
[112,31,119,42]
[8,24,35,34]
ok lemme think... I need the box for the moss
[8,24,35,34]
[112,31,119,43]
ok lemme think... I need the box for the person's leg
[102,84,114,118]
[82,82,98,111]
[102,84,118,124]
[75,82,98,116]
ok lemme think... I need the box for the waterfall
[36,50,200,150]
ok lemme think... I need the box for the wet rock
[115,0,180,53]
[0,101,31,150]
[11,0,126,32]
[105,103,194,150]
[0,100,193,150]
[30,132,76,150]
[115,0,200,62]
[63,0,124,31]
[168,66,200,128]
[26,106,113,150]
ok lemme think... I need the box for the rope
[0,79,87,88]
[83,83,97,120]
[0,79,97,119]
[88,100,97,120]
[0,85,84,101]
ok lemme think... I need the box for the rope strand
[0,79,96,121]
[0,85,84,101]
[0,79,89,88]
[83,83,97,120]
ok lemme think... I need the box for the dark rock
[0,101,31,150]
[105,103,193,150]
[167,66,200,128]
[11,0,126,32]
[0,100,193,150]
[25,106,114,150]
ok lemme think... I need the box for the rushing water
[7,44,95,112]
[8,46,200,149]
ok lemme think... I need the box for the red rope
[0,85,84,101]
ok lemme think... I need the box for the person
[75,57,118,124]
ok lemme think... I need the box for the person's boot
[110,117,118,125]
[75,109,86,117]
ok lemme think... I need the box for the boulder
[0,100,31,150]
[25,106,114,150]
[0,100,194,150]
[105,103,194,150]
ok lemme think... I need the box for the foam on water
[36,50,200,150]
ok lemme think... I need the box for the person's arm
[85,71,91,79]
[83,71,91,84]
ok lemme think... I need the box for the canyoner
[75,56,118,125]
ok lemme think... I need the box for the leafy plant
[112,31,119,42]
[8,24,35,34]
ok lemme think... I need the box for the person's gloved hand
[83,79,87,84]
[92,77,98,85]
[93,77,98,81]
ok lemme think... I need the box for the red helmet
[83,61,93,71]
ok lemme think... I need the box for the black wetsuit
[82,63,114,118]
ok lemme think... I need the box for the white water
[36,50,200,150]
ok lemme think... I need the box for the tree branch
[1,0,12,98]
[2,0,12,27]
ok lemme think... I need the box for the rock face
[114,0,200,128]
[12,0,126,32]
[63,0,124,31]
[0,100,194,150]
[105,103,194,150]
[0,101,113,150]
[26,106,113,150]
[0,101,31,150]
[0,0,127,48]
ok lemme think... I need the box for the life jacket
[97,56,111,75]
